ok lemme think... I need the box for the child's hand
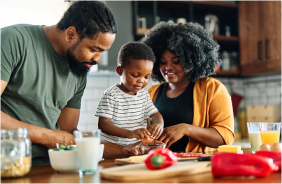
[148,123,163,139]
[128,128,151,139]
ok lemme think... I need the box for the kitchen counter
[2,148,281,183]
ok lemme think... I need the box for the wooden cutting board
[100,161,211,182]
[115,155,201,165]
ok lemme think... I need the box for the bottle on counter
[1,128,32,178]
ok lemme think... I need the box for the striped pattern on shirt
[95,84,158,145]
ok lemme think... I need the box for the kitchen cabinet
[239,1,281,76]
[132,1,240,76]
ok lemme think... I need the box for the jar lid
[8,128,29,137]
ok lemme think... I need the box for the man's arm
[57,107,80,133]
[1,80,75,149]
[102,141,140,158]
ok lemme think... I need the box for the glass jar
[1,128,32,177]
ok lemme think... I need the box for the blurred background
[1,0,281,145]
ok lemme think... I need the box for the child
[95,42,164,146]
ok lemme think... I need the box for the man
[1,1,117,166]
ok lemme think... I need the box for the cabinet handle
[265,39,269,59]
[257,41,263,59]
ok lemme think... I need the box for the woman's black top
[154,82,194,152]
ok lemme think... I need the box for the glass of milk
[247,122,264,152]
[73,129,101,175]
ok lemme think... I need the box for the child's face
[117,59,153,95]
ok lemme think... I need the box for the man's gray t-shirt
[1,24,87,161]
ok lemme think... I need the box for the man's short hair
[57,1,117,40]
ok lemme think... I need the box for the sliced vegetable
[254,150,281,171]
[145,148,177,170]
[53,145,76,151]
[212,152,278,178]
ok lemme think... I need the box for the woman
[141,21,235,153]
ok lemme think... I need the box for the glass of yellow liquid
[259,122,281,146]
[247,122,264,152]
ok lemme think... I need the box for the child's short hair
[117,42,156,67]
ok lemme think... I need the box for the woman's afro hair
[140,21,221,83]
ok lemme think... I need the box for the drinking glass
[259,122,281,146]
[73,129,101,175]
[247,122,264,152]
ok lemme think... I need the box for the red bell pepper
[212,152,278,178]
[254,150,281,171]
[145,148,177,170]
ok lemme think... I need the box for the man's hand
[43,130,75,149]
[122,142,142,156]
[127,128,151,139]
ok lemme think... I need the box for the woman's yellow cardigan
[148,77,235,153]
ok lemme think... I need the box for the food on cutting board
[145,148,177,170]
[212,152,279,178]
[218,145,242,153]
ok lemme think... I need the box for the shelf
[137,29,239,43]
[192,1,238,8]
[215,70,240,76]
[213,35,239,42]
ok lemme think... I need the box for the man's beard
[66,42,97,76]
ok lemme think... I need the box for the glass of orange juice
[259,122,281,146]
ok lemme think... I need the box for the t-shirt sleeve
[95,91,115,119]
[1,27,23,82]
[65,76,87,109]
[144,92,158,117]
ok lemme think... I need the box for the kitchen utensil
[178,156,211,162]
[48,147,79,173]
[100,161,211,182]
[115,155,209,165]
[135,144,166,155]
[1,128,31,178]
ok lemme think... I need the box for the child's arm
[98,117,151,140]
[148,112,164,139]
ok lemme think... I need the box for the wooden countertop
[2,148,281,183]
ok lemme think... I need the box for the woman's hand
[158,123,188,148]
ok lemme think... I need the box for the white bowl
[48,144,104,172]
[48,148,79,172]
